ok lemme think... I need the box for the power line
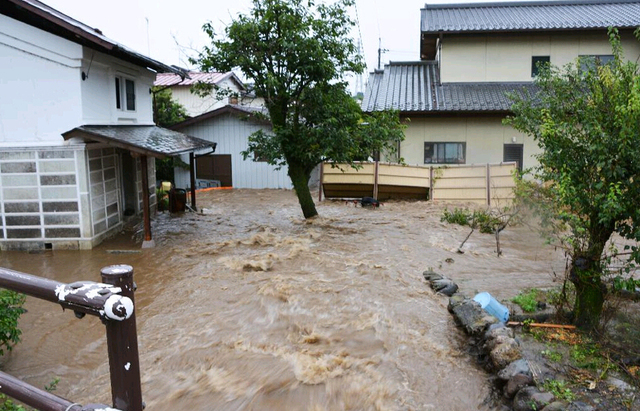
[353,0,365,96]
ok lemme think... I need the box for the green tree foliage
[0,290,25,356]
[152,88,188,128]
[152,88,190,183]
[192,0,404,218]
[505,28,640,329]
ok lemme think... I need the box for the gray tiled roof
[362,61,534,113]
[62,125,215,158]
[422,0,640,33]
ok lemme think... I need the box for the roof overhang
[62,125,216,159]
[172,105,269,130]
[0,0,186,77]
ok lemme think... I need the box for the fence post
[486,163,491,206]
[429,166,434,201]
[373,161,379,199]
[101,265,143,411]
[318,163,324,202]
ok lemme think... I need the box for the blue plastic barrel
[473,292,510,323]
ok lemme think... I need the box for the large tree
[192,0,404,218]
[506,28,640,329]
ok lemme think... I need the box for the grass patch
[512,289,540,312]
[440,207,503,234]
[541,348,563,362]
[542,379,576,402]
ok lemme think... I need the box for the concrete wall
[400,116,540,170]
[441,30,640,82]
[175,113,292,190]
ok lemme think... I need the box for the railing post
[101,265,142,411]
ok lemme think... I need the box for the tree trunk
[288,164,318,219]
[570,248,607,330]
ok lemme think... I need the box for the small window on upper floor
[531,56,550,77]
[579,55,614,73]
[115,76,136,111]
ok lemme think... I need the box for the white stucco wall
[80,48,156,125]
[441,30,640,82]
[0,14,83,146]
[401,116,541,170]
[174,113,292,189]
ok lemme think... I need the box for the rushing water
[0,189,564,410]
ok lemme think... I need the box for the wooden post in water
[189,152,197,211]
[140,155,154,248]
[101,265,143,411]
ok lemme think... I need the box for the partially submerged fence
[321,162,517,206]
[0,265,142,411]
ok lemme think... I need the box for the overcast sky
[42,0,504,92]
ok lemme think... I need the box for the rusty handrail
[0,265,142,411]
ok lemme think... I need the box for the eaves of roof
[421,0,640,34]
[171,104,269,130]
[362,61,535,114]
[1,0,185,76]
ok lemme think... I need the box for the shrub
[512,289,540,313]
[0,290,26,356]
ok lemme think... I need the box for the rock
[513,386,555,411]
[485,325,515,342]
[431,278,458,296]
[505,373,534,398]
[541,402,569,411]
[448,295,467,313]
[498,359,531,381]
[606,376,635,393]
[451,299,498,336]
[490,338,522,370]
[423,270,444,281]
[485,334,514,352]
[567,401,594,411]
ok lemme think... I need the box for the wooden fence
[321,162,517,206]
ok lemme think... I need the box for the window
[531,56,550,77]
[115,76,135,111]
[424,142,465,164]
[579,55,614,72]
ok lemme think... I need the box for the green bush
[441,207,505,234]
[0,290,26,356]
[0,394,25,411]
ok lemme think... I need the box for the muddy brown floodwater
[0,189,566,410]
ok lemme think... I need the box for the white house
[154,71,264,116]
[154,72,291,190]
[171,105,292,190]
[0,0,213,250]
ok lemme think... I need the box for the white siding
[0,14,83,145]
[175,114,292,189]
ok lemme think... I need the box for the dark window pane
[115,77,121,109]
[125,79,135,111]
[531,56,550,77]
[424,142,465,164]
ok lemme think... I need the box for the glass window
[125,79,135,111]
[115,78,121,110]
[579,55,614,72]
[424,142,465,164]
[531,56,550,77]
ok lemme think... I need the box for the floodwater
[0,189,565,410]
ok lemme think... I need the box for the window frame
[114,75,136,112]
[531,56,550,77]
[578,54,614,72]
[424,142,466,165]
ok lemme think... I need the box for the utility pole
[377,38,388,69]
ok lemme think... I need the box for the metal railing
[0,265,143,411]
